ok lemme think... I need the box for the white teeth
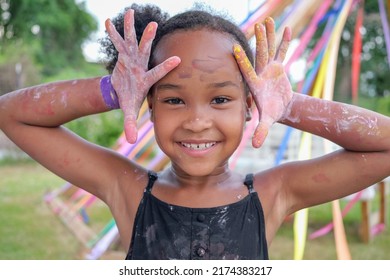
[181,142,216,150]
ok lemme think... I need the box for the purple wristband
[100,75,120,109]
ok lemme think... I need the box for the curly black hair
[99,3,254,74]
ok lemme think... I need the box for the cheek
[152,110,177,142]
[217,106,246,133]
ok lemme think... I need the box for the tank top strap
[243,173,255,193]
[145,171,158,193]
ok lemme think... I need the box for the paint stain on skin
[36,103,55,116]
[86,94,102,109]
[60,91,69,108]
[192,56,225,74]
[233,45,241,58]
[234,46,257,82]
[177,66,193,79]
[58,151,71,169]
[312,173,331,183]
[336,106,380,136]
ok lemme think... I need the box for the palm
[234,18,293,148]
[254,62,293,127]
[105,9,180,143]
[111,48,150,143]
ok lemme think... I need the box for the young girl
[1,4,389,260]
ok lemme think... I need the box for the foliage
[304,1,390,115]
[0,0,98,76]
[65,110,124,148]
[0,0,124,148]
[337,1,390,99]
[0,42,41,95]
[42,62,123,148]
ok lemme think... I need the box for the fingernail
[265,17,274,24]
[233,44,242,59]
[167,56,180,67]
[253,128,268,148]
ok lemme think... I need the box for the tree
[0,0,98,75]
[337,1,389,98]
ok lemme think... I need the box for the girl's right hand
[105,9,181,143]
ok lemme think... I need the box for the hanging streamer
[379,0,390,67]
[285,0,333,72]
[321,0,354,260]
[293,132,312,260]
[240,0,286,37]
[309,191,363,239]
[351,1,364,104]
[292,14,332,259]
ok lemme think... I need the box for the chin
[173,161,227,178]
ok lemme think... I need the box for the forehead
[153,29,238,73]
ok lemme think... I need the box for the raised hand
[234,17,293,148]
[105,9,181,143]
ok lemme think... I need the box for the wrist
[278,92,298,124]
[100,75,120,109]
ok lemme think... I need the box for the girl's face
[149,29,252,177]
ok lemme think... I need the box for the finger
[255,23,268,74]
[275,27,292,63]
[123,9,138,50]
[145,56,181,85]
[233,44,258,91]
[105,19,126,53]
[138,22,158,66]
[265,17,276,62]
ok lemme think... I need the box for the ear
[147,94,154,122]
[245,94,253,121]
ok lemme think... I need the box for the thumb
[123,114,138,144]
[252,113,276,148]
[252,121,270,148]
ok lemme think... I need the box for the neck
[162,163,234,190]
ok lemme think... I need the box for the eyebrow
[207,81,240,89]
[156,81,239,91]
[156,83,183,91]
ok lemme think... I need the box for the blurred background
[0,0,389,260]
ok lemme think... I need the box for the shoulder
[107,163,150,222]
[252,164,298,218]
[252,165,293,242]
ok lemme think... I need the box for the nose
[182,106,212,132]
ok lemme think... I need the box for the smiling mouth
[180,142,217,150]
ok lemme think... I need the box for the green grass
[0,161,82,259]
[1,161,389,259]
[270,200,390,260]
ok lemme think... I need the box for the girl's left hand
[234,18,293,148]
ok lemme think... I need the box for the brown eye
[165,98,184,105]
[212,97,230,104]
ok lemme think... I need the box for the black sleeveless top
[126,172,268,260]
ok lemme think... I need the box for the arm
[0,77,107,127]
[279,93,390,212]
[0,77,123,201]
[234,18,390,215]
[0,9,180,203]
